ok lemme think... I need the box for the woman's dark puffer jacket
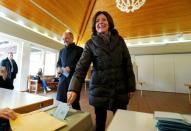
[69,30,136,110]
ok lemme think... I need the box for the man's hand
[0,108,17,120]
[67,91,77,104]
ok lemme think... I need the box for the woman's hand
[67,91,77,104]
[0,108,17,120]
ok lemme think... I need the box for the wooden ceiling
[0,0,191,46]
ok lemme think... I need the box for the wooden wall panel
[174,54,191,93]
[154,55,175,92]
[135,54,191,93]
[135,55,154,91]
[81,0,191,44]
[0,0,191,46]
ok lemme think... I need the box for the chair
[137,80,145,96]
[184,83,191,104]
[28,75,58,93]
[28,75,41,94]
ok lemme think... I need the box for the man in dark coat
[0,52,18,85]
[56,31,83,110]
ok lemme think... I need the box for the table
[107,110,155,131]
[0,88,53,113]
[42,105,94,131]
[184,83,191,103]
[107,110,191,131]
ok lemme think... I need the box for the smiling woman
[67,11,136,131]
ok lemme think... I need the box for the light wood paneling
[81,0,191,44]
[0,0,94,42]
[0,0,191,46]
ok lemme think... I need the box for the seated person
[33,68,51,94]
[0,66,14,90]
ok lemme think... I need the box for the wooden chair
[28,75,58,93]
[137,80,145,96]
[184,83,191,104]
[28,75,41,94]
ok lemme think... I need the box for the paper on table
[154,111,184,120]
[10,111,67,131]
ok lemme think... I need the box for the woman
[67,11,136,131]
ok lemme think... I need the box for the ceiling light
[126,33,191,47]
[17,20,25,26]
[44,32,48,37]
[163,39,168,43]
[116,0,146,13]
[176,33,184,41]
[32,27,38,32]
[0,11,6,17]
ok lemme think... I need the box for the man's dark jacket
[1,58,18,80]
[57,43,83,77]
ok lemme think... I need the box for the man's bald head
[62,31,74,46]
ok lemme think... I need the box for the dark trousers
[11,73,14,84]
[0,119,11,131]
[94,105,127,131]
[56,75,81,110]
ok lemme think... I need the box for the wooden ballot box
[43,105,94,131]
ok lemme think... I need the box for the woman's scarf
[97,31,111,44]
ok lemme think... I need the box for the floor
[36,87,191,129]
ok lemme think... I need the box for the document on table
[154,111,191,131]
[10,111,67,131]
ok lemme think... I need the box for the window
[29,48,57,76]
[29,51,42,75]
[44,52,57,75]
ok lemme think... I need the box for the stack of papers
[154,111,191,131]
[10,111,67,131]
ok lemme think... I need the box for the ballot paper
[52,102,70,120]
[63,72,69,77]
[10,111,67,131]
